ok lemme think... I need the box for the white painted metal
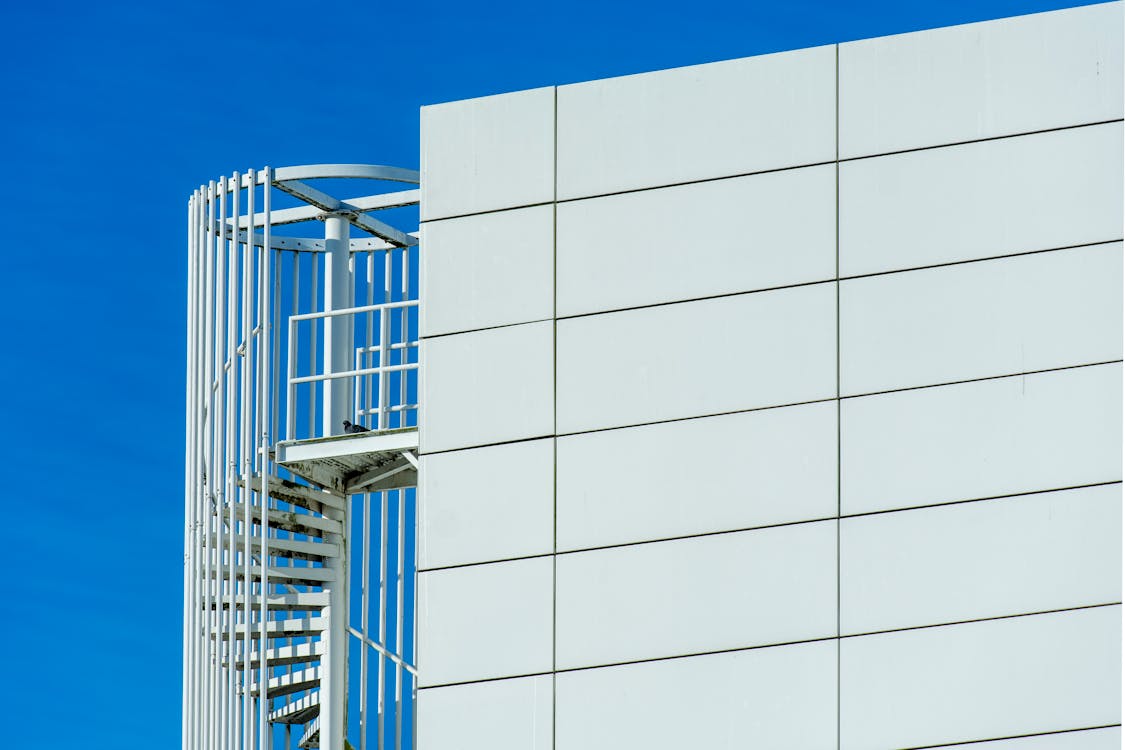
[185,165,420,750]
[323,214,352,440]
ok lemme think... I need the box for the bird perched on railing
[343,420,371,434]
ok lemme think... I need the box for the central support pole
[322,501,349,750]
[322,213,352,750]
[323,214,352,438]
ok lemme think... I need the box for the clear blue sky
[0,0,1101,746]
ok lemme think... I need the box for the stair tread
[210,563,335,584]
[219,502,342,536]
[241,475,345,513]
[209,592,328,611]
[213,616,328,640]
[228,641,323,668]
[269,692,320,724]
[215,533,339,559]
[246,666,320,699]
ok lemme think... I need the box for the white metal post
[323,498,349,750]
[323,213,352,750]
[323,214,352,437]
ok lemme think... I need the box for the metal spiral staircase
[185,166,421,750]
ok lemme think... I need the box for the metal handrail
[286,300,420,441]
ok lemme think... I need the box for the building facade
[415,3,1123,749]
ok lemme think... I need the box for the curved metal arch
[271,164,420,185]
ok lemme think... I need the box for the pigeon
[343,420,371,434]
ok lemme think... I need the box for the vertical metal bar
[365,253,374,425]
[292,317,301,445]
[183,192,196,750]
[225,176,240,750]
[246,168,258,750]
[377,491,387,750]
[214,176,229,750]
[354,342,362,426]
[258,167,272,748]
[193,189,204,750]
[308,255,318,440]
[399,249,408,428]
[381,251,392,430]
[351,249,360,426]
[193,188,206,750]
[323,215,351,437]
[288,252,300,442]
[394,491,405,750]
[360,493,371,750]
[410,490,418,750]
[273,252,281,464]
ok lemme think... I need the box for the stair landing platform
[274,427,418,495]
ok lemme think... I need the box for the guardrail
[286,299,419,441]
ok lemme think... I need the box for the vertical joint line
[551,83,559,750]
[834,41,842,750]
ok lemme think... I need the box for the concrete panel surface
[557,164,835,316]
[421,205,554,336]
[420,438,555,569]
[839,2,1124,157]
[418,557,553,686]
[840,123,1124,276]
[417,676,553,750]
[558,283,837,434]
[840,606,1122,750]
[557,45,835,199]
[841,484,1123,634]
[557,401,837,550]
[841,363,1122,515]
[556,521,837,669]
[420,321,554,453]
[421,87,555,220]
[556,640,837,750]
[840,243,1123,395]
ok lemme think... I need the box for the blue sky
[0,0,1102,746]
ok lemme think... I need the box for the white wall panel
[418,557,553,687]
[556,521,836,669]
[421,87,555,221]
[557,46,835,199]
[557,401,836,551]
[840,243,1123,395]
[840,124,1124,276]
[557,165,835,316]
[417,676,553,750]
[421,205,554,336]
[841,485,1122,635]
[841,363,1122,515]
[557,283,836,434]
[839,2,1124,158]
[557,640,837,750]
[420,438,554,569]
[840,606,1122,750]
[924,728,1121,750]
[420,321,553,453]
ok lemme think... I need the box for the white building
[184,3,1123,749]
[415,3,1122,749]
